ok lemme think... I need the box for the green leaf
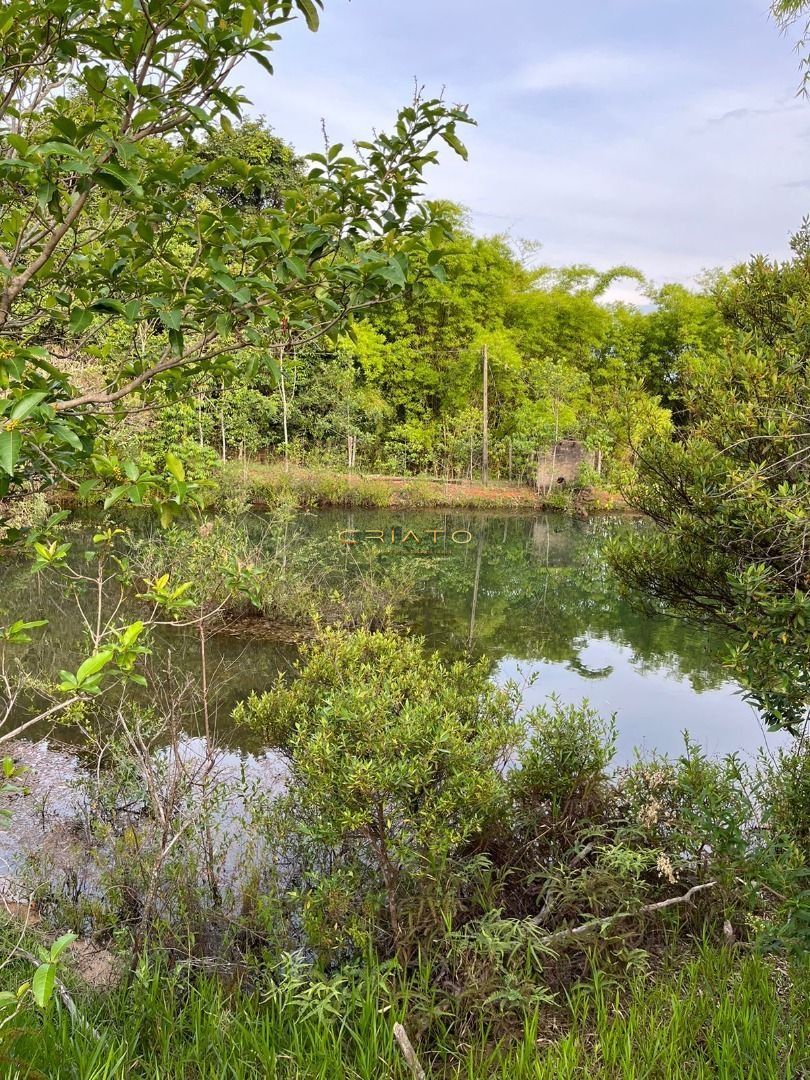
[378,260,406,288]
[168,327,184,356]
[296,0,321,31]
[95,163,142,196]
[103,485,129,510]
[89,298,127,315]
[427,250,447,283]
[6,133,27,156]
[158,503,176,528]
[213,272,237,293]
[51,115,77,141]
[51,422,84,451]
[441,130,468,162]
[38,140,86,160]
[3,618,48,644]
[248,50,274,76]
[215,313,233,337]
[159,309,182,331]
[75,649,114,685]
[165,452,185,483]
[49,933,77,962]
[10,391,47,421]
[31,963,55,1009]
[69,307,93,334]
[9,619,47,633]
[83,65,108,94]
[283,255,308,281]
[119,621,144,647]
[36,181,56,212]
[0,430,21,475]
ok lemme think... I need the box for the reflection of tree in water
[275,510,731,692]
[0,509,735,750]
[369,511,735,693]
[567,658,614,680]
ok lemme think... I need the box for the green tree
[610,231,810,731]
[0,0,471,499]
[235,628,521,957]
[637,282,725,418]
[192,118,303,210]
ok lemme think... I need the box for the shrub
[129,516,272,619]
[620,740,754,877]
[754,737,810,952]
[508,698,617,822]
[757,737,810,857]
[234,628,523,957]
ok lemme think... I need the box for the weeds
[212,463,576,513]
[0,935,806,1078]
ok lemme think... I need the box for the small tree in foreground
[234,628,521,957]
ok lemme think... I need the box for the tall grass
[218,462,558,512]
[4,943,807,1078]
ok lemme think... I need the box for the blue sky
[239,1,809,300]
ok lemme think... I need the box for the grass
[2,942,807,1078]
[535,946,809,1079]
[215,461,625,513]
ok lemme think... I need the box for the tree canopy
[0,0,471,497]
[611,229,810,731]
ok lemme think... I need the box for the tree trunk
[219,389,226,463]
[468,526,485,650]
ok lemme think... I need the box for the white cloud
[511,49,660,94]
[425,83,809,290]
[232,0,810,288]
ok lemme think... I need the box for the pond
[0,508,785,764]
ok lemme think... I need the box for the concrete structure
[536,439,595,492]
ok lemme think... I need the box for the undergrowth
[0,937,806,1078]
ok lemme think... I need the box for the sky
[238,0,810,302]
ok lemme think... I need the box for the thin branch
[535,880,718,947]
[0,696,82,747]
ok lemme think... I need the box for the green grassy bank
[214,462,626,513]
[1,937,806,1079]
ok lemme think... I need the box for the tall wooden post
[481,344,489,485]
[279,343,290,472]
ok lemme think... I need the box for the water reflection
[0,509,788,760]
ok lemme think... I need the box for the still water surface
[1,509,785,762]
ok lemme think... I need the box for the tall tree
[610,232,810,731]
[192,118,303,210]
[0,0,471,498]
